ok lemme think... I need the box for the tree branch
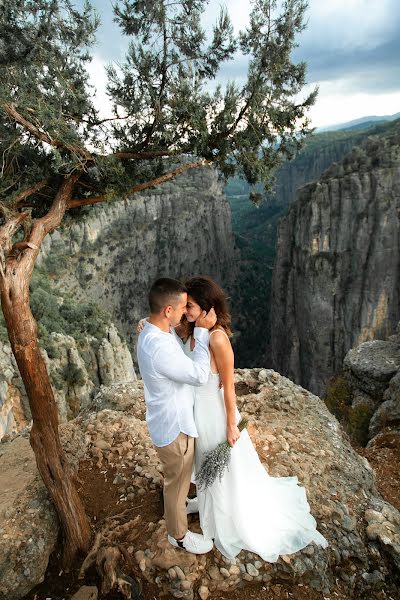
[0,212,30,277]
[3,103,92,161]
[112,150,178,160]
[15,173,81,278]
[67,159,213,209]
[0,212,30,252]
[139,2,169,151]
[14,180,48,207]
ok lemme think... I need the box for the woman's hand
[226,423,240,448]
[136,318,147,334]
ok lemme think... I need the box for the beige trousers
[156,432,194,539]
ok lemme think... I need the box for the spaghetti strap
[209,328,230,341]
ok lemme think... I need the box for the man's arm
[153,327,210,386]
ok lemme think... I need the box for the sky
[80,0,400,128]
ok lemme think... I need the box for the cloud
[302,0,399,51]
[81,0,400,127]
[75,0,129,62]
[86,54,113,119]
[308,86,400,127]
[295,0,400,93]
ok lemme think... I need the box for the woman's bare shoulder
[209,327,231,348]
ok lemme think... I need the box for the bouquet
[196,418,248,490]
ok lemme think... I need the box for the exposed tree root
[80,513,145,599]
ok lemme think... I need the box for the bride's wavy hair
[183,275,233,338]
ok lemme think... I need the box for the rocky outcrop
[0,434,59,600]
[4,370,400,599]
[0,323,135,441]
[84,371,400,598]
[271,125,400,396]
[343,322,400,439]
[0,420,88,600]
[0,345,30,440]
[39,166,237,352]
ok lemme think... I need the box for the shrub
[61,363,86,387]
[49,366,65,391]
[324,374,373,447]
[324,375,353,421]
[347,403,374,447]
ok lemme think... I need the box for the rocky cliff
[2,369,400,599]
[0,323,135,441]
[271,124,400,397]
[39,166,237,352]
[227,127,383,368]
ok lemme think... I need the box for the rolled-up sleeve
[153,327,210,386]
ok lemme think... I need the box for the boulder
[344,340,400,400]
[0,435,58,600]
[369,370,400,437]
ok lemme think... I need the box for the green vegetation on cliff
[0,269,112,357]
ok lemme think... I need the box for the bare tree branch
[0,212,30,252]
[14,173,80,277]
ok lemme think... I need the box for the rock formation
[38,166,237,352]
[271,124,400,397]
[0,421,87,600]
[343,322,400,439]
[227,125,382,368]
[0,323,135,441]
[2,370,400,599]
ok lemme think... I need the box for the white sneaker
[168,531,213,554]
[186,497,199,514]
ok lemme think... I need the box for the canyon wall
[39,166,237,351]
[271,125,400,396]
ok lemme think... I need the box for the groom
[137,277,216,554]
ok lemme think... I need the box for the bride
[179,275,328,561]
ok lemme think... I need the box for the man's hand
[226,423,240,448]
[136,318,147,334]
[195,307,217,330]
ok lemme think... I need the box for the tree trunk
[0,175,91,565]
[1,275,92,563]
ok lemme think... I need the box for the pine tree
[0,0,316,566]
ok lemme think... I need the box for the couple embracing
[137,276,328,559]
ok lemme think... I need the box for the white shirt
[137,321,210,447]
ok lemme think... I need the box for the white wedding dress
[183,334,328,561]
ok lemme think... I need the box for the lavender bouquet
[196,418,248,490]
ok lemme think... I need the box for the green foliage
[0,0,317,221]
[0,0,100,214]
[324,375,373,447]
[27,267,111,355]
[61,363,86,387]
[347,404,375,448]
[324,375,354,421]
[49,365,65,390]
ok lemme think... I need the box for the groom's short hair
[149,277,187,313]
